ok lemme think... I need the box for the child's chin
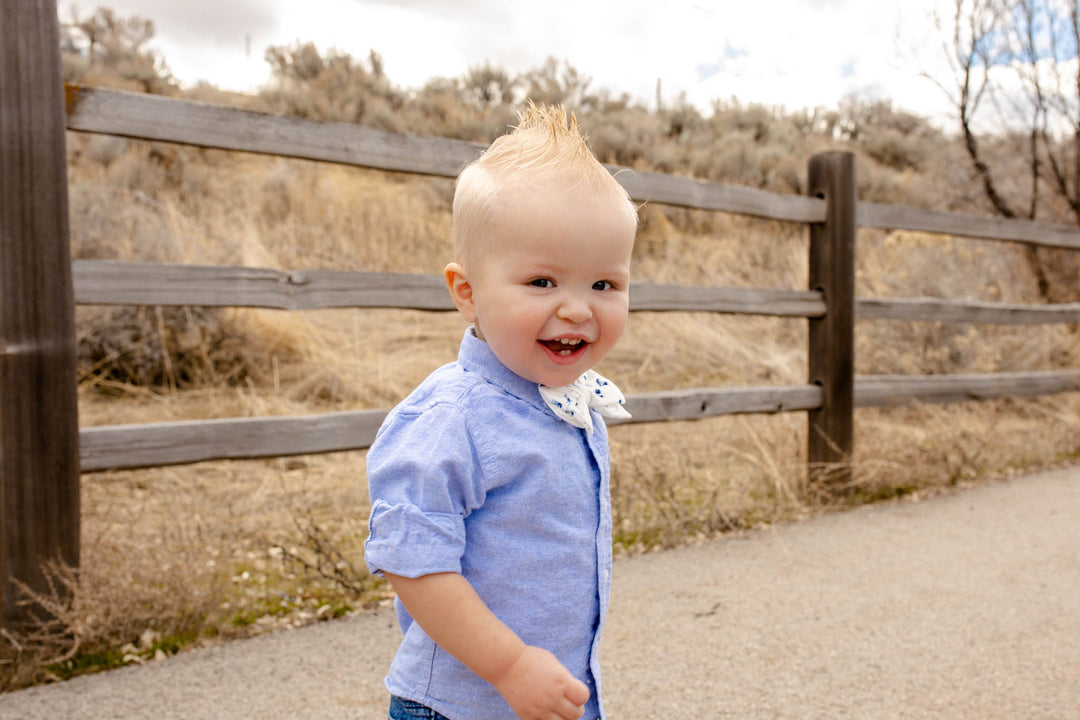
[539,360,591,384]
[537,366,587,387]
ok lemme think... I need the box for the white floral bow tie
[538,369,631,433]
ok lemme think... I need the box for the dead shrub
[77,306,264,393]
[0,526,228,691]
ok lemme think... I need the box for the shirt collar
[457,327,548,411]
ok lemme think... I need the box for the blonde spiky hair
[452,102,637,265]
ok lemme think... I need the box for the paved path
[2,466,1078,719]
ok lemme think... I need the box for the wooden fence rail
[3,0,1080,632]
[77,370,1080,473]
[65,85,1080,250]
[72,260,830,316]
[73,260,1080,323]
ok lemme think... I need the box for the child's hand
[492,645,590,720]
[383,572,589,718]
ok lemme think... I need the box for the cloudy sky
[59,0,962,125]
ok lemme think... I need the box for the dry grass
[4,109,1080,691]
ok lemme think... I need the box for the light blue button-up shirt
[365,329,613,720]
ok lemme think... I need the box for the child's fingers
[555,694,586,720]
[563,677,590,707]
[545,674,589,719]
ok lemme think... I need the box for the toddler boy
[365,103,637,720]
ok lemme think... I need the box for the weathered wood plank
[615,385,823,424]
[75,261,1080,324]
[78,386,824,471]
[73,260,455,310]
[612,167,826,222]
[807,152,857,486]
[78,370,1080,471]
[63,86,825,222]
[0,0,80,634]
[64,88,1080,247]
[630,282,825,316]
[855,370,1080,407]
[859,201,1080,250]
[79,409,389,472]
[72,260,827,316]
[856,297,1080,325]
[65,84,484,178]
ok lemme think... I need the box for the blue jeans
[388,695,452,720]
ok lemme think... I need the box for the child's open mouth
[539,337,588,358]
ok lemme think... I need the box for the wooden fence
[4,0,1080,633]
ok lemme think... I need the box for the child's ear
[444,262,478,323]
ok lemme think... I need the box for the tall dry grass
[5,101,1080,690]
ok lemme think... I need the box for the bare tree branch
[931,0,1080,300]
[952,0,1022,217]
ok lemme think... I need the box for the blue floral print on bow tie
[538,369,631,433]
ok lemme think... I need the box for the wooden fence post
[0,0,80,637]
[806,152,856,488]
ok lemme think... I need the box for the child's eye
[593,280,615,291]
[529,278,554,288]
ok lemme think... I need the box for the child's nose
[557,294,593,324]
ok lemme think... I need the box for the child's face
[452,185,635,387]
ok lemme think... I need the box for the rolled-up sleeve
[366,501,466,576]
[364,399,485,578]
